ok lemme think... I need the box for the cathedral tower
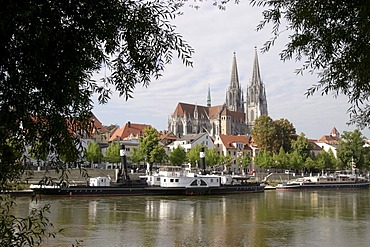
[225,53,244,113]
[246,47,268,131]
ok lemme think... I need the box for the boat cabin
[89,176,111,187]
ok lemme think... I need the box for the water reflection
[13,190,370,247]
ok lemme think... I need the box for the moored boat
[31,145,264,196]
[30,166,264,196]
[276,173,370,190]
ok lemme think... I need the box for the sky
[92,1,370,140]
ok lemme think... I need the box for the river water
[12,189,370,247]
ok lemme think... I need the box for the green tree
[169,146,187,166]
[29,141,49,166]
[1,1,193,245]
[84,142,103,165]
[236,152,252,174]
[315,149,337,171]
[252,116,295,153]
[291,133,311,163]
[288,150,304,171]
[272,147,289,169]
[274,118,296,152]
[130,147,144,166]
[337,130,367,170]
[138,126,166,171]
[105,142,121,164]
[0,139,24,191]
[151,144,167,165]
[219,153,234,172]
[1,1,193,166]
[0,196,56,247]
[0,0,193,177]
[363,147,370,171]
[304,157,316,174]
[254,150,273,169]
[186,144,202,168]
[206,148,221,168]
[251,0,370,127]
[252,115,277,152]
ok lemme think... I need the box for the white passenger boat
[276,173,370,190]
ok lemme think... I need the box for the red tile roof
[160,131,177,141]
[90,113,109,134]
[317,135,341,144]
[316,127,341,144]
[172,102,245,121]
[218,134,250,148]
[109,122,150,141]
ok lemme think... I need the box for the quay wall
[22,168,143,185]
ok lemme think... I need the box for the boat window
[164,179,166,182]
[210,179,213,183]
[190,180,198,186]
[175,179,179,182]
[170,179,174,183]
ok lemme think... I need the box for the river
[12,189,370,247]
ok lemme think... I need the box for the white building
[168,133,214,152]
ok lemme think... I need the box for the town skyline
[92,2,370,140]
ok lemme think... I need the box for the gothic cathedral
[168,48,268,137]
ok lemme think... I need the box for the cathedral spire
[246,47,268,133]
[251,46,262,86]
[230,52,240,89]
[207,84,211,107]
[225,52,244,112]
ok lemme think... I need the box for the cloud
[92,1,370,139]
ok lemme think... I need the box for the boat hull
[276,182,370,191]
[32,184,264,197]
